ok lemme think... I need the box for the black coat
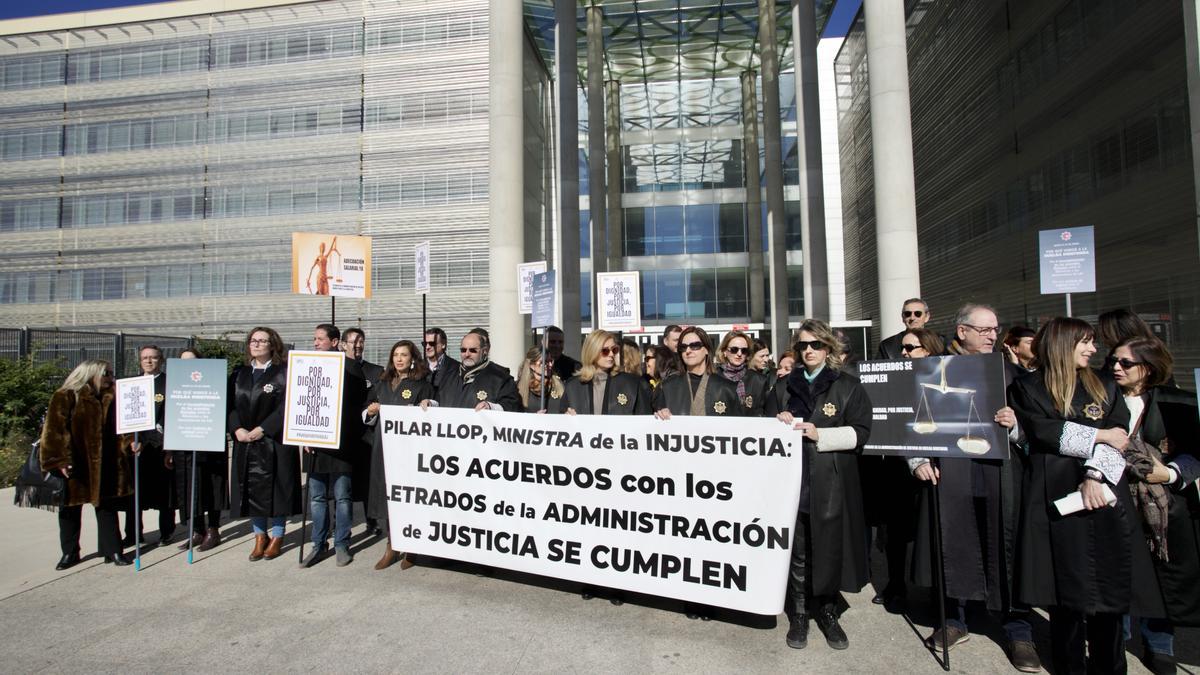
[765,370,872,596]
[559,372,652,415]
[426,354,460,396]
[553,354,582,381]
[304,359,368,475]
[1010,370,1161,615]
[365,377,433,521]
[351,359,384,502]
[877,331,906,360]
[227,364,301,518]
[717,367,771,417]
[651,372,743,418]
[1132,385,1200,625]
[436,362,520,411]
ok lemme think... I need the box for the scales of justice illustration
[911,357,991,455]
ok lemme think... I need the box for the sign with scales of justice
[912,357,990,456]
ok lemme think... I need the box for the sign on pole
[283,350,346,449]
[414,241,431,294]
[518,261,548,314]
[1039,225,1096,295]
[596,271,642,332]
[292,232,373,299]
[530,270,557,329]
[115,375,156,434]
[164,358,227,452]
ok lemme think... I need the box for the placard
[1039,226,1096,294]
[163,358,227,452]
[530,270,556,330]
[596,271,642,331]
[292,232,372,299]
[380,406,804,615]
[115,375,156,434]
[859,353,1009,460]
[518,260,548,314]
[283,350,346,449]
[415,241,431,294]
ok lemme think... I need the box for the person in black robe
[228,327,300,562]
[1111,337,1200,673]
[1010,317,1162,675]
[123,345,175,547]
[715,330,770,417]
[363,339,433,570]
[170,348,229,551]
[764,319,871,651]
[516,346,566,413]
[425,331,519,412]
[423,327,459,397]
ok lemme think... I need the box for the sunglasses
[903,310,925,318]
[599,346,619,357]
[725,346,750,355]
[794,340,826,352]
[460,347,480,354]
[678,341,705,353]
[424,341,438,347]
[1114,358,1144,369]
[102,370,114,377]
[901,343,921,353]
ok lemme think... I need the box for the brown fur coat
[38,385,133,506]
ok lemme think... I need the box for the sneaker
[814,606,848,650]
[300,545,327,568]
[786,616,809,649]
[335,546,353,567]
[925,624,970,651]
[1008,640,1041,673]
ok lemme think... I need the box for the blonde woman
[516,346,564,413]
[562,330,651,416]
[40,360,134,568]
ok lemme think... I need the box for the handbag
[13,437,66,512]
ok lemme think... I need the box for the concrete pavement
[0,487,1189,673]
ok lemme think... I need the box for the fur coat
[38,384,133,507]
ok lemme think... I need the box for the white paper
[1054,484,1117,515]
[115,375,156,434]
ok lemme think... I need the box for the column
[792,0,830,320]
[741,70,766,324]
[863,0,921,338]
[758,0,790,356]
[1184,0,1200,267]
[555,0,582,358]
[605,79,624,272]
[586,4,608,283]
[488,0,526,371]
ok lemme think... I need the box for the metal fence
[0,327,240,377]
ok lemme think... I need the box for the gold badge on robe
[1083,402,1103,421]
[744,395,754,409]
[401,388,412,400]
[476,390,488,401]
[154,393,164,403]
[617,393,628,406]
[714,401,727,414]
[822,402,837,417]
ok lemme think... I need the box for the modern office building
[836,0,1200,377]
[0,0,850,366]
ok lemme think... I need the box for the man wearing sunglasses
[544,325,582,381]
[877,298,932,359]
[421,331,519,412]
[423,328,458,397]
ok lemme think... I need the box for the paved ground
[1,487,1192,673]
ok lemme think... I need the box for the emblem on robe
[714,401,727,414]
[262,383,274,393]
[822,402,837,417]
[617,393,628,406]
[1083,402,1103,421]
[154,393,164,403]
[476,390,488,401]
[744,395,753,409]
[402,389,412,400]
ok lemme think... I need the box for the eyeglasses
[423,341,438,347]
[901,343,922,353]
[962,324,999,336]
[902,310,925,318]
[248,339,270,345]
[599,346,619,357]
[678,341,705,353]
[1114,358,1144,369]
[794,340,826,352]
[460,347,479,354]
[725,346,750,355]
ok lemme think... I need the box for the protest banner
[115,375,156,434]
[596,271,641,331]
[283,350,345,449]
[380,407,803,614]
[517,261,548,314]
[859,352,1009,460]
[292,232,372,299]
[163,359,227,452]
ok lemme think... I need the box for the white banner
[415,241,431,294]
[596,271,641,331]
[283,350,345,449]
[115,375,156,434]
[380,407,803,615]
[517,260,548,314]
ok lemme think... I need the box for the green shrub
[0,355,66,487]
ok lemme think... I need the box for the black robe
[765,370,872,596]
[553,354,581,381]
[351,359,383,502]
[1010,370,1160,616]
[129,372,174,511]
[436,362,520,411]
[227,364,301,518]
[651,372,743,418]
[426,354,460,397]
[304,358,368,475]
[365,377,433,521]
[560,372,652,415]
[717,367,771,417]
[877,331,906,360]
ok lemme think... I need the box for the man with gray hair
[877,298,932,359]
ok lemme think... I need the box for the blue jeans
[945,599,1033,642]
[251,516,285,538]
[309,472,352,549]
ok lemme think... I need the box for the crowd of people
[32,303,1198,674]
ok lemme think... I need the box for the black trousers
[59,503,122,557]
[124,505,175,539]
[184,509,221,532]
[788,512,834,617]
[1049,609,1126,675]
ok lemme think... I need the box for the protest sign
[596,271,641,331]
[1039,226,1096,295]
[163,359,227,452]
[415,241,431,294]
[283,350,346,449]
[860,352,1009,460]
[292,232,372,299]
[530,271,556,329]
[115,375,156,434]
[380,407,803,614]
[518,261,548,314]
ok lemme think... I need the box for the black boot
[786,616,809,649]
[815,605,848,650]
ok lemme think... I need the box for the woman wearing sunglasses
[1111,337,1200,673]
[516,345,565,413]
[651,326,741,422]
[765,319,872,651]
[1009,317,1158,675]
[561,330,651,417]
[715,330,770,416]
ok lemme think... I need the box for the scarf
[719,361,748,401]
[461,359,489,385]
[1126,414,1172,561]
[686,372,710,417]
[592,371,608,415]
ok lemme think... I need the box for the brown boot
[198,527,221,552]
[248,534,268,561]
[374,548,399,571]
[263,536,284,560]
[178,531,205,551]
[399,553,416,570]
